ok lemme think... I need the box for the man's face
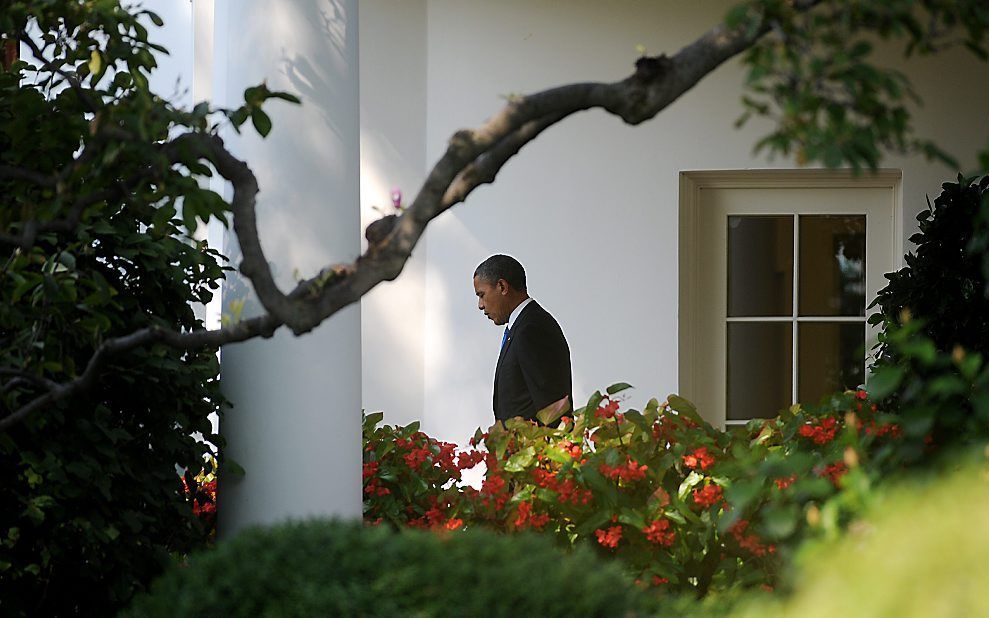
[473,275,510,326]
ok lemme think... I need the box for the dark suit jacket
[493,300,573,422]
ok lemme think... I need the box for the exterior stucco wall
[359,0,429,427]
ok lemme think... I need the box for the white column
[216,0,362,535]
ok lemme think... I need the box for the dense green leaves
[0,1,294,614]
[732,0,989,170]
[870,175,989,360]
[127,521,655,617]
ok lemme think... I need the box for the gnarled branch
[1,5,816,430]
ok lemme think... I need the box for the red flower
[692,484,723,509]
[643,519,676,547]
[514,501,551,530]
[456,449,485,470]
[798,417,839,445]
[480,473,508,510]
[558,440,583,459]
[595,399,620,419]
[855,389,868,400]
[595,525,623,548]
[729,519,773,556]
[820,462,848,488]
[529,512,551,530]
[599,458,648,483]
[403,447,430,469]
[444,517,463,531]
[865,421,901,439]
[425,506,445,527]
[774,475,797,490]
[682,446,716,471]
[652,576,669,586]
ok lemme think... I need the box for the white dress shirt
[506,297,533,332]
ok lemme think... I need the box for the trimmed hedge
[127,519,654,616]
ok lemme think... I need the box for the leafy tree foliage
[870,174,989,357]
[735,0,989,170]
[0,2,281,613]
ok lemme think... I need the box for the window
[679,170,901,427]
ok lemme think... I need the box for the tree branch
[2,2,823,430]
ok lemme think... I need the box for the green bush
[865,174,989,464]
[870,174,989,358]
[128,519,654,617]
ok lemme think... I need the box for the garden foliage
[363,385,909,598]
[127,520,654,617]
[870,174,989,359]
[0,3,287,613]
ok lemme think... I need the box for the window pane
[799,215,866,316]
[728,216,793,317]
[727,322,792,420]
[798,322,865,403]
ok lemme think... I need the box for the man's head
[473,254,528,326]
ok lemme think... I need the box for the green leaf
[760,504,798,539]
[725,479,762,512]
[867,365,905,400]
[251,108,272,137]
[536,397,569,426]
[574,509,613,536]
[584,391,604,414]
[617,509,646,529]
[363,411,384,428]
[606,382,633,395]
[677,471,704,501]
[581,466,618,506]
[503,446,535,472]
[269,91,302,104]
[542,445,571,464]
[664,509,686,525]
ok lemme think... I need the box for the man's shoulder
[515,301,564,333]
[516,299,549,324]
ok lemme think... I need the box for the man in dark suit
[473,255,572,423]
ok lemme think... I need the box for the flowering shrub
[362,412,484,528]
[181,461,218,538]
[363,385,912,597]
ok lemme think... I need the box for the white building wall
[358,1,428,428]
[406,0,989,445]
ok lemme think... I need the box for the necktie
[501,326,509,349]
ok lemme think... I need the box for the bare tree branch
[2,3,821,430]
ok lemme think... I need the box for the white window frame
[678,169,903,428]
